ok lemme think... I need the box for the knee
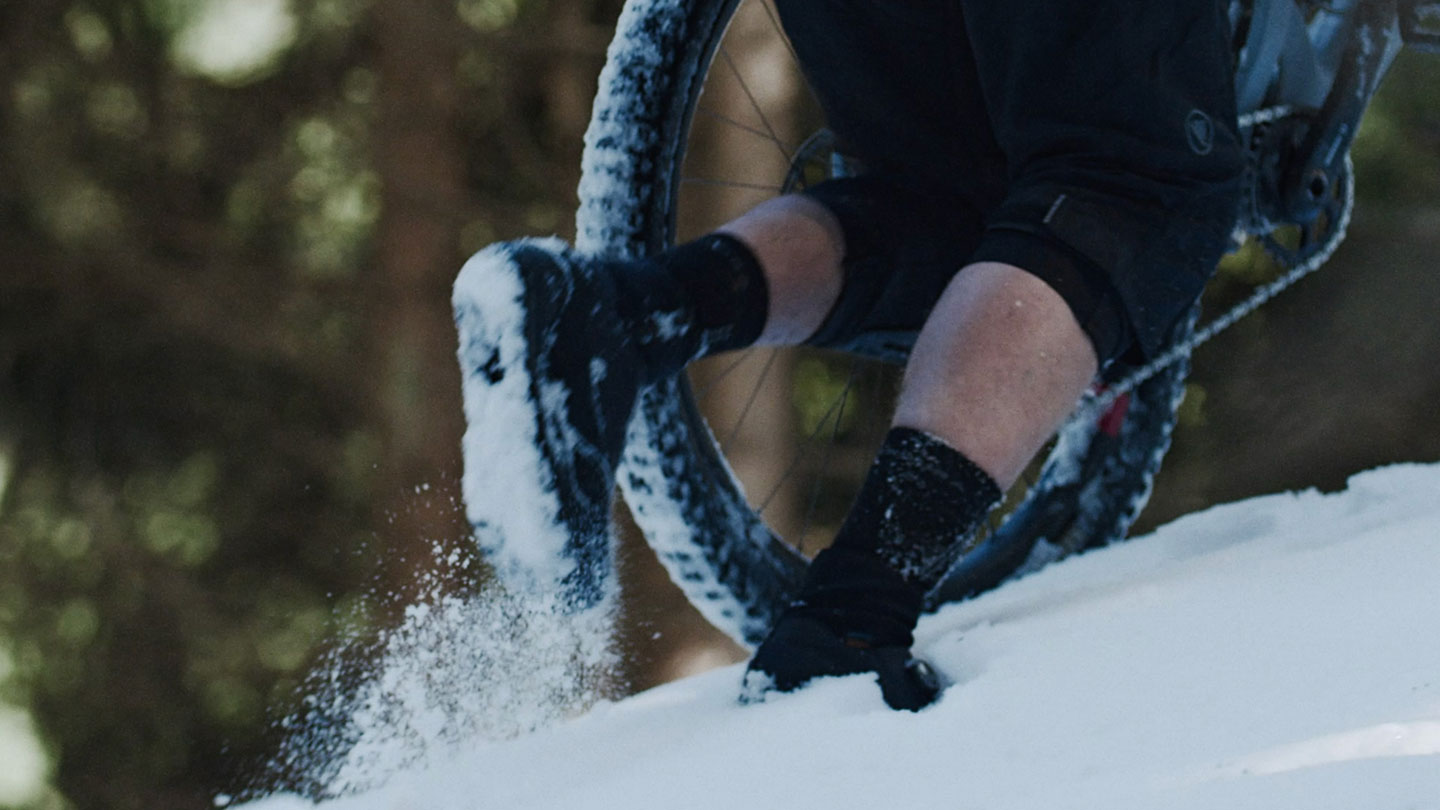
[977,162,1244,362]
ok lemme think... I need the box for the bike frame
[1235,0,1409,235]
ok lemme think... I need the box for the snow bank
[239,464,1440,810]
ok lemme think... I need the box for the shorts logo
[1186,109,1215,156]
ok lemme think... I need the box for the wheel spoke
[694,105,799,149]
[690,351,759,402]
[795,360,860,553]
[679,177,785,193]
[755,372,852,517]
[718,45,793,166]
[756,0,802,70]
[721,348,783,453]
[754,0,822,111]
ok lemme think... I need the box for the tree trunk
[369,0,470,604]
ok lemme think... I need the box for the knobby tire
[576,0,1189,647]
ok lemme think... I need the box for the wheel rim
[582,0,1186,645]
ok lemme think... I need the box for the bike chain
[1083,106,1355,413]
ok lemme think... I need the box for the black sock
[785,428,1002,648]
[610,233,769,382]
[791,548,926,648]
[829,427,1003,593]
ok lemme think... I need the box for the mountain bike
[568,0,1440,647]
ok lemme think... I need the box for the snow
[237,461,1440,809]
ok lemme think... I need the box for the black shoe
[741,550,943,711]
[454,238,644,608]
[742,613,943,711]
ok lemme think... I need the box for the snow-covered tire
[575,0,1189,647]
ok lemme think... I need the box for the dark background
[1,1,1437,807]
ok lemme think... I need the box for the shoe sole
[453,238,613,606]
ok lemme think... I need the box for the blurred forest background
[1,0,1438,808]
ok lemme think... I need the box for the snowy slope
[241,464,1440,810]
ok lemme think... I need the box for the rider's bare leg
[715,197,1098,488]
[729,195,1103,709]
[892,261,1098,488]
[715,194,844,346]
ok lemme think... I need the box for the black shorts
[778,0,1245,362]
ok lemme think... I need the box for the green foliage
[0,316,376,808]
[458,0,524,31]
[790,356,860,439]
[284,114,382,279]
[0,0,605,806]
[1351,50,1440,206]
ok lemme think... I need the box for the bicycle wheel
[576,0,1190,647]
